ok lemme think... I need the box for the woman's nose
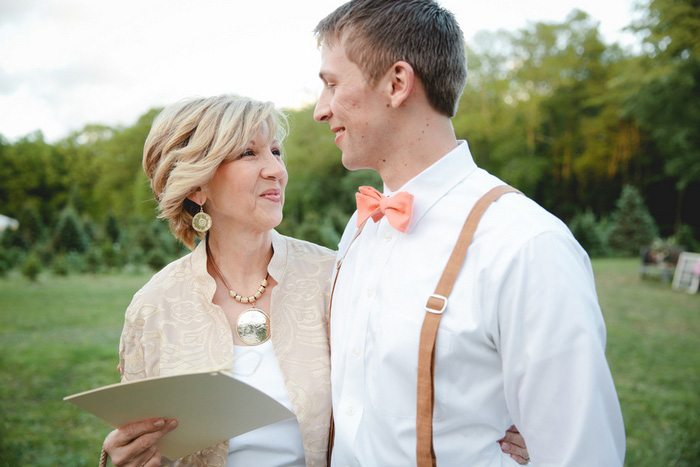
[261,152,287,179]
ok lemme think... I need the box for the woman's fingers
[499,425,530,464]
[142,447,163,467]
[103,418,178,466]
[502,425,526,449]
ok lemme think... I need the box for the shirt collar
[190,230,287,298]
[384,140,477,233]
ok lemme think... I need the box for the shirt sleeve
[496,230,625,466]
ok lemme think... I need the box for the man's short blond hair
[314,0,467,117]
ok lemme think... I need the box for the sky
[0,0,640,142]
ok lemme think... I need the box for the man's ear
[388,60,415,108]
[186,188,206,207]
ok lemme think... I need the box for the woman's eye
[242,149,255,157]
[272,149,282,157]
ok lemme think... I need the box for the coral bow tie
[355,186,414,233]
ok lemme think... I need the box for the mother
[103,95,333,466]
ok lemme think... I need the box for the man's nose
[313,92,331,122]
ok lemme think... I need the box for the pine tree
[19,205,46,247]
[608,185,658,256]
[104,211,121,244]
[21,252,42,282]
[54,207,90,253]
[569,210,606,257]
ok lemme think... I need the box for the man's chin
[341,152,367,172]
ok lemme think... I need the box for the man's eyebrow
[319,70,332,82]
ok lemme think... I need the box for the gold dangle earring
[192,203,212,233]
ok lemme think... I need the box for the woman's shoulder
[279,233,336,263]
[126,251,196,314]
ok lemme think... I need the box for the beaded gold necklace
[206,242,271,346]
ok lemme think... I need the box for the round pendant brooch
[236,308,271,345]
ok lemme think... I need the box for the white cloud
[0,0,637,142]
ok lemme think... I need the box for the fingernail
[168,419,178,428]
[501,442,510,450]
[154,419,165,427]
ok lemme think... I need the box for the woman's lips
[260,189,281,202]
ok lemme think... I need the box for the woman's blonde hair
[143,94,287,249]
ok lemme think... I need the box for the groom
[313,0,625,465]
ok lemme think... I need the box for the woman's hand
[499,424,530,464]
[103,418,178,466]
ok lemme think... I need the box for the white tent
[0,214,19,232]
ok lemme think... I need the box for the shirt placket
[336,219,398,465]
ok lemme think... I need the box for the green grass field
[1,258,698,465]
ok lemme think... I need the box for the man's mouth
[331,126,345,144]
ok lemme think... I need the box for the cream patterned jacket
[119,230,334,466]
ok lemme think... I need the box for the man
[313,0,625,465]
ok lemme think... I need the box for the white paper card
[64,371,294,459]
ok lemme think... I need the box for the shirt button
[352,347,361,358]
[346,406,356,416]
[367,288,374,298]
[384,233,393,242]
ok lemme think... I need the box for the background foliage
[1,1,698,270]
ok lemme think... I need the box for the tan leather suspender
[327,185,519,466]
[417,185,520,466]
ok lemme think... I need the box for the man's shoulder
[443,175,577,253]
[455,171,569,232]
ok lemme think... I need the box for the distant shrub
[85,247,103,274]
[126,245,146,266]
[64,251,87,273]
[104,212,121,244]
[608,185,658,256]
[1,226,28,250]
[4,247,26,271]
[54,208,90,253]
[670,224,699,252]
[33,241,54,265]
[101,242,123,269]
[146,248,168,271]
[83,218,98,243]
[51,255,69,276]
[21,252,42,282]
[18,205,47,246]
[569,210,607,257]
[0,248,10,277]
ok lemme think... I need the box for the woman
[103,95,333,466]
[102,95,530,466]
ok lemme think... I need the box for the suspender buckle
[425,294,447,314]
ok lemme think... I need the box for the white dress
[227,342,305,466]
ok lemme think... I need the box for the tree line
[1,0,698,279]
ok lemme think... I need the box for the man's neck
[378,115,458,191]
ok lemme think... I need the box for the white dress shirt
[329,141,625,466]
